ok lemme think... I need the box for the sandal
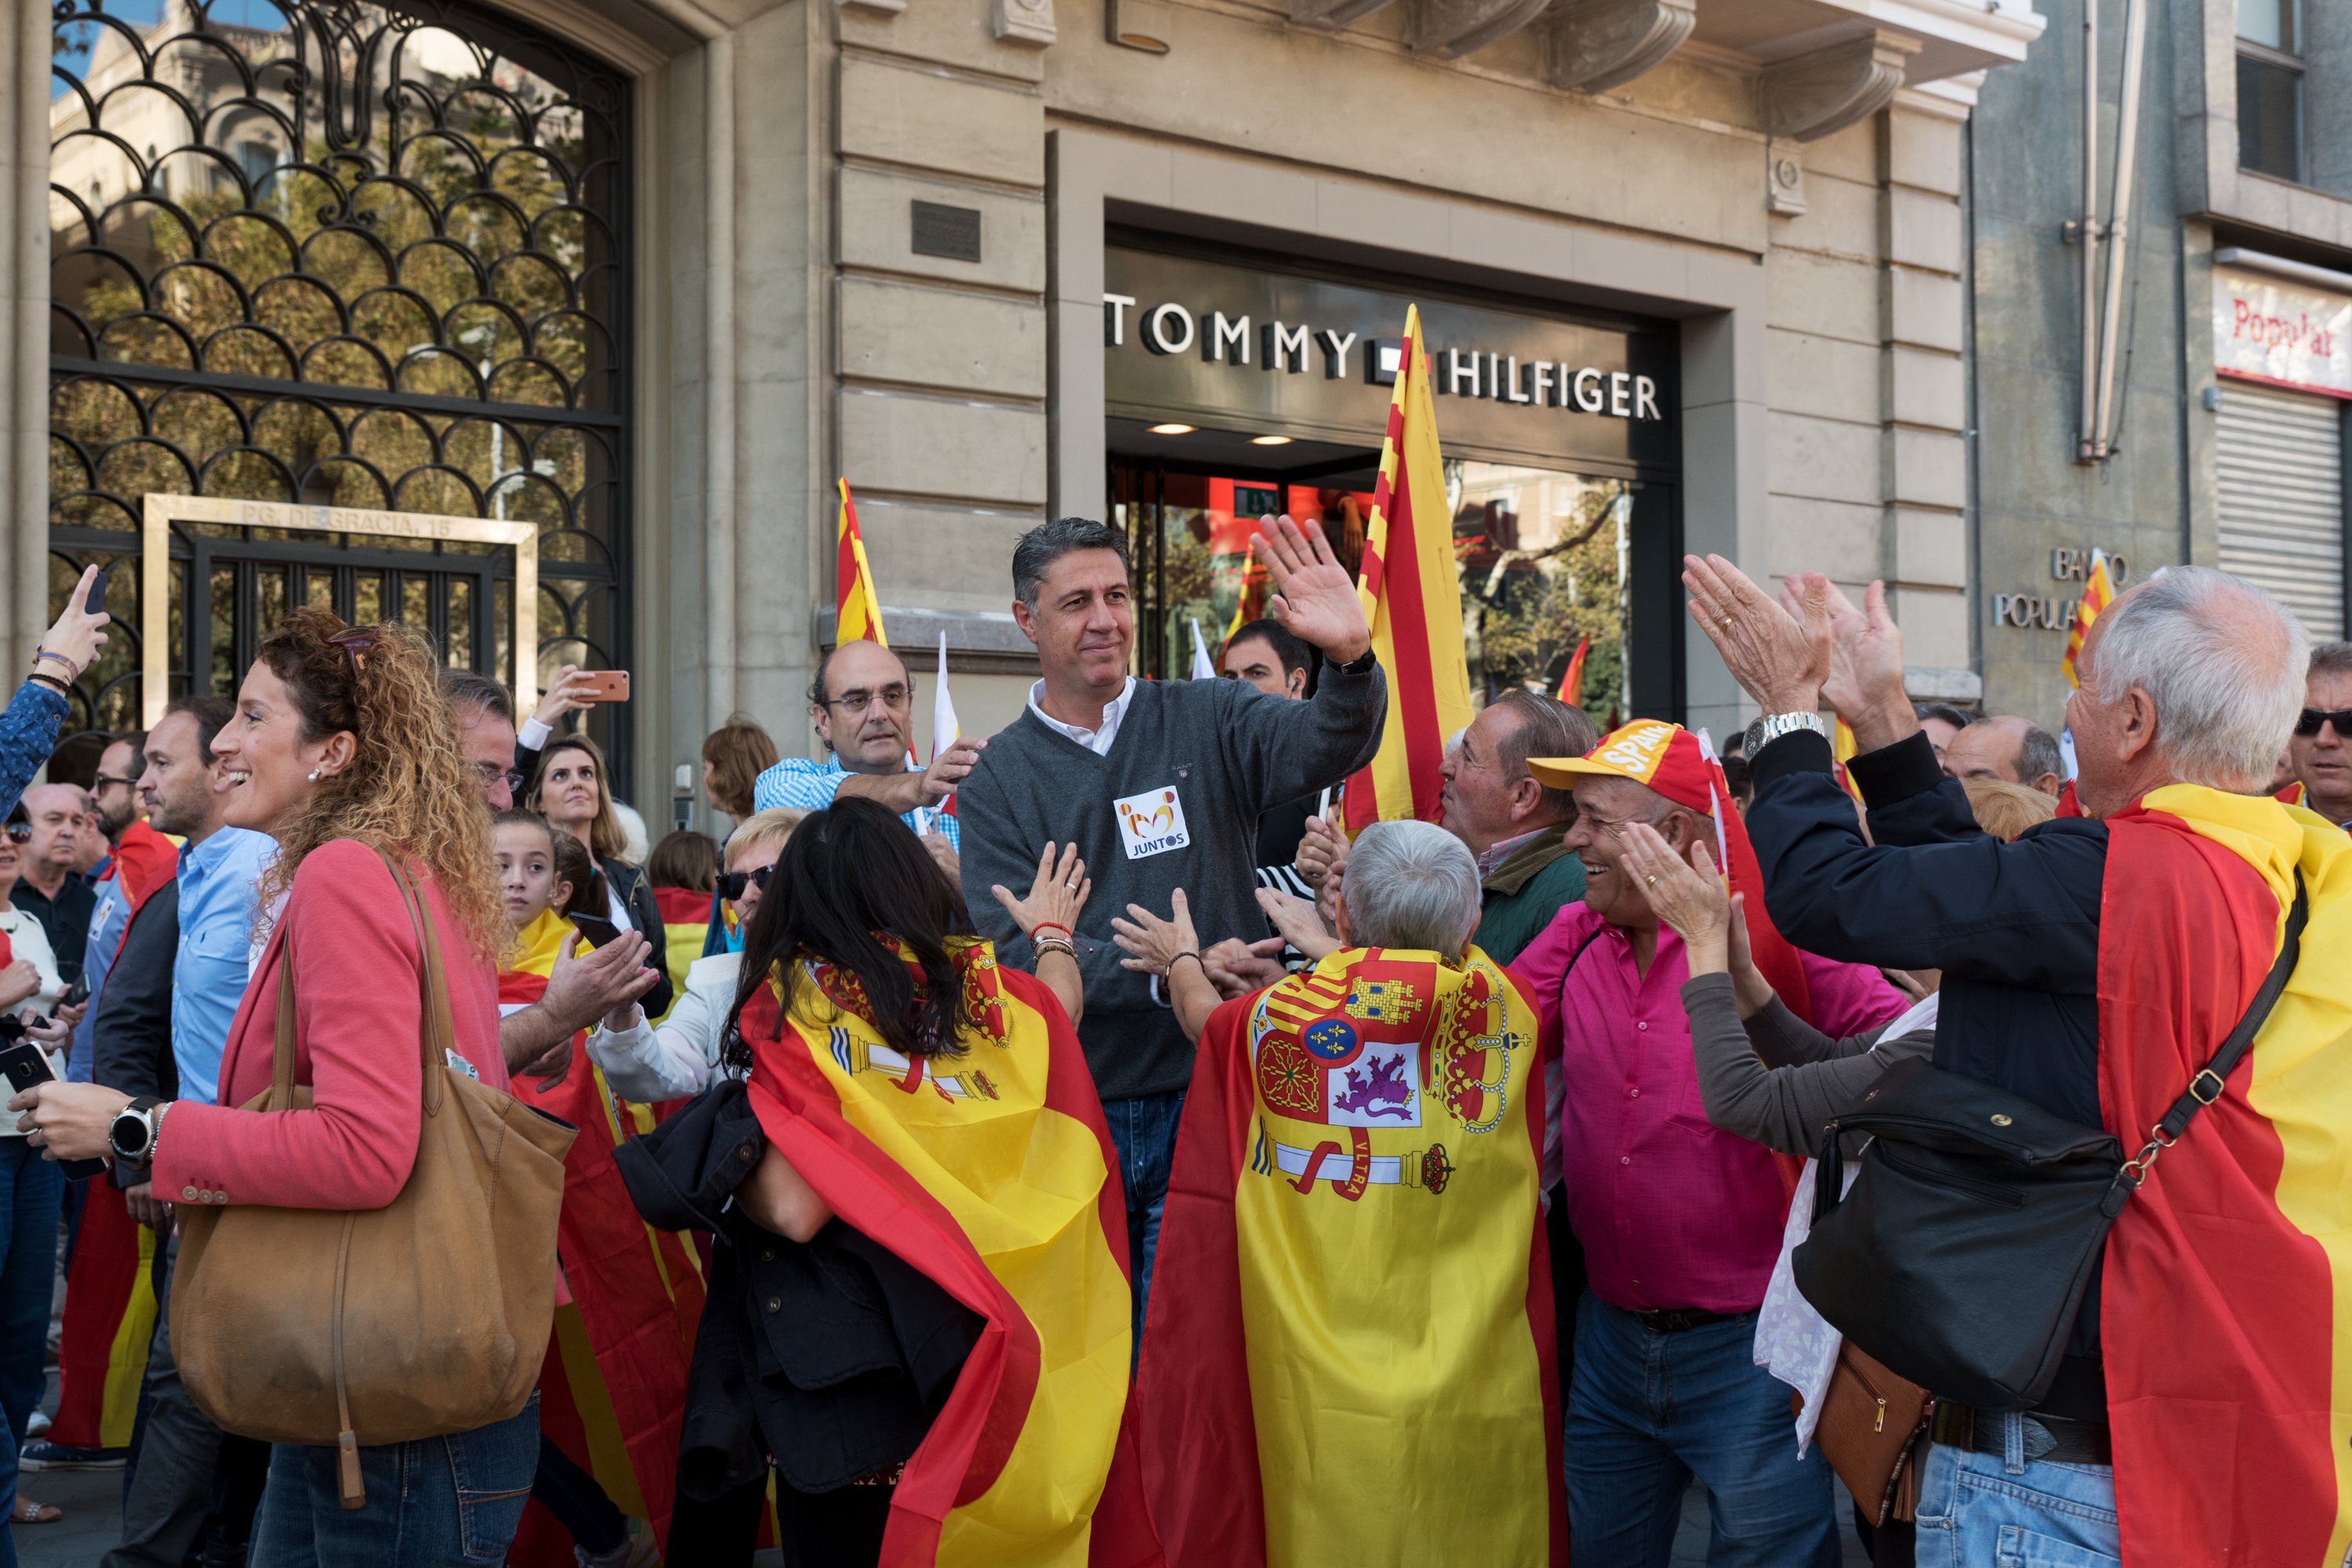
[12,1497,61,1524]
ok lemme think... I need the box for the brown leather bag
[1798,1341,1933,1526]
[170,851,575,1508]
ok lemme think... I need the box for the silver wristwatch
[1742,710,1829,756]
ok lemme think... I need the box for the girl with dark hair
[633,798,1152,1566]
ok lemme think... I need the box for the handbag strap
[370,846,457,1119]
[272,929,299,1109]
[2122,868,2309,1187]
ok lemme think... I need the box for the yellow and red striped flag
[836,477,887,648]
[1341,307,1476,832]
[1555,636,1591,707]
[2059,548,2115,688]
[1224,555,1271,641]
[1832,716,1866,803]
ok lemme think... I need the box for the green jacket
[1476,822,1587,966]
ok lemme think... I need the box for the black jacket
[1745,728,2109,1421]
[89,879,180,1189]
[601,857,673,1018]
[614,1080,978,1497]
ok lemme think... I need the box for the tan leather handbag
[171,851,575,1508]
[1798,1340,1933,1526]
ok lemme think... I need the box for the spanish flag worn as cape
[738,939,1161,1567]
[499,909,705,1560]
[1136,946,1564,1567]
[2096,786,2352,1564]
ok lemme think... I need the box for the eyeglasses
[470,761,527,793]
[818,684,913,717]
[91,774,138,793]
[2294,706,2352,738]
[717,864,774,900]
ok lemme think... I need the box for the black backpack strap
[2134,869,2308,1169]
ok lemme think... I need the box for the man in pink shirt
[1510,720,1905,1566]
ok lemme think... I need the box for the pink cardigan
[152,839,510,1210]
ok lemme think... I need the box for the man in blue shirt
[752,639,985,875]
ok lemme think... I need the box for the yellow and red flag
[2059,548,2115,688]
[500,910,705,1562]
[837,477,888,648]
[1831,716,1866,804]
[1341,307,1476,832]
[2095,786,2352,1563]
[739,941,1159,1566]
[1555,635,1591,707]
[1136,947,1564,1567]
[1224,555,1272,642]
[49,1185,158,1450]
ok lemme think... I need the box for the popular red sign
[2214,267,2352,399]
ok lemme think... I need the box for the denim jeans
[1911,1429,2119,1566]
[1564,1294,1840,1568]
[1101,1090,1185,1351]
[248,1396,539,1568]
[0,1138,64,1568]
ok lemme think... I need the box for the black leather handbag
[1793,872,2307,1412]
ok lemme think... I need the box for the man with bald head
[753,638,984,880]
[13,783,95,986]
[1690,555,2340,1565]
[1940,712,2065,798]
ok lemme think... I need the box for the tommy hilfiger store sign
[1102,242,1679,472]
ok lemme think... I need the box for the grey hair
[2311,641,2352,680]
[2089,566,2307,793]
[2014,720,2063,785]
[1012,517,1127,608]
[1343,820,1483,954]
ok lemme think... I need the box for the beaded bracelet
[1167,950,1206,982]
[1033,937,1077,961]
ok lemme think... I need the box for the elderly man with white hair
[1688,555,2350,1568]
[1113,821,1565,1567]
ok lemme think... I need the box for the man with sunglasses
[751,639,984,878]
[63,734,172,1086]
[2288,642,2352,828]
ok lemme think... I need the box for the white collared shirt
[1026,677,1137,757]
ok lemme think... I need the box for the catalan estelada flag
[1136,947,1563,1567]
[1554,635,1590,706]
[838,477,888,648]
[2060,548,2115,688]
[739,941,1160,1566]
[499,910,704,1561]
[2096,784,2352,1563]
[1341,307,1475,831]
[1224,555,1272,641]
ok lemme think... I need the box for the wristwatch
[107,1097,165,1167]
[1332,645,1379,676]
[1743,710,1829,757]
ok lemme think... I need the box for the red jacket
[153,840,508,1210]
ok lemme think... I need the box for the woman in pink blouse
[14,607,530,1567]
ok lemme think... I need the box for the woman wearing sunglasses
[590,807,803,1102]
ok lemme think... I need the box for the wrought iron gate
[46,0,631,776]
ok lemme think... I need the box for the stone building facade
[8,0,2047,818]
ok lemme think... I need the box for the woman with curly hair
[12,606,539,1566]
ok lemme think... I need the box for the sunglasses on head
[2295,706,2352,738]
[717,864,773,901]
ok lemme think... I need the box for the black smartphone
[0,1042,108,1181]
[61,975,89,1011]
[569,915,623,951]
[84,566,107,616]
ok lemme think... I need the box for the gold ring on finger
[1645,874,1657,886]
[1719,617,1733,630]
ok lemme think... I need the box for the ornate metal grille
[46,0,631,776]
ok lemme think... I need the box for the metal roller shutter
[2216,383,2347,641]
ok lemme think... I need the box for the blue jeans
[0,1139,64,1567]
[1564,1294,1840,1568]
[1912,1430,2119,1566]
[249,1396,539,1568]
[1102,1090,1185,1352]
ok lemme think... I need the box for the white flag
[1189,617,1216,681]
[933,630,960,758]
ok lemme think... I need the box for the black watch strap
[111,1095,159,1163]
[1333,647,1378,676]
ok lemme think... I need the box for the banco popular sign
[1103,245,1679,474]
[2214,267,2352,399]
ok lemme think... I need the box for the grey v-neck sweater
[957,663,1385,1101]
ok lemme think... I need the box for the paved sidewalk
[14,1464,119,1567]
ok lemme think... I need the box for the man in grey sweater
[958,515,1385,1323]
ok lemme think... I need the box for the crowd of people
[0,506,2339,1568]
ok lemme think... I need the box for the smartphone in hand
[568,915,624,951]
[84,566,108,616]
[0,1042,108,1181]
[573,671,630,703]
